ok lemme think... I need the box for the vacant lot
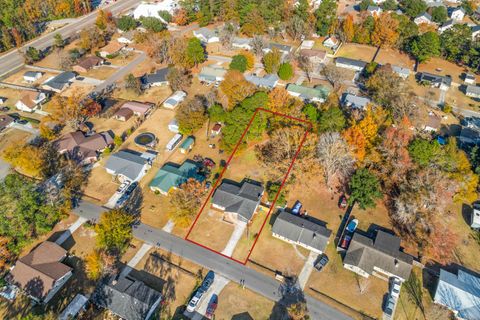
[215,282,277,319]
[82,66,118,80]
[108,51,139,67]
[336,43,377,62]
[446,86,479,110]
[89,113,137,137]
[187,209,235,253]
[113,85,171,105]
[374,48,415,69]
[418,57,471,84]
[83,162,119,204]
[60,82,95,98]
[133,248,204,318]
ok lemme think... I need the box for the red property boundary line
[184,107,313,265]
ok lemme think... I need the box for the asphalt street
[72,199,352,320]
[0,0,140,77]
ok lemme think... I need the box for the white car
[116,181,130,193]
[186,293,201,312]
[391,278,401,298]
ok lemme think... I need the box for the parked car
[340,235,352,249]
[391,278,401,298]
[186,291,202,313]
[314,254,329,271]
[116,182,138,207]
[15,119,28,125]
[338,194,347,209]
[205,294,218,319]
[292,200,302,215]
[202,271,215,290]
[346,219,358,233]
[116,181,130,193]
[384,295,395,316]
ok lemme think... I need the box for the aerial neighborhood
[1,0,480,319]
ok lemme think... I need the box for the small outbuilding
[113,107,134,122]
[179,136,195,154]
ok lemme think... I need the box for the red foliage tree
[425,222,459,264]
[82,99,102,117]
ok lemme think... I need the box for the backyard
[336,43,378,62]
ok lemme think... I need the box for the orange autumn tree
[343,107,379,161]
[343,124,366,161]
[371,13,399,48]
[268,87,293,113]
[342,14,355,42]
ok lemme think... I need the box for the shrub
[277,62,294,80]
[229,54,248,72]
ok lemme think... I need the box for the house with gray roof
[141,67,169,88]
[105,150,155,182]
[335,57,367,71]
[245,74,279,90]
[472,25,480,40]
[439,19,455,33]
[433,268,480,320]
[199,65,227,83]
[211,180,264,223]
[263,43,293,55]
[232,37,253,50]
[414,12,433,25]
[286,84,330,103]
[392,65,411,79]
[23,71,43,83]
[418,72,452,90]
[343,230,413,282]
[94,274,162,320]
[471,203,480,229]
[466,85,480,99]
[193,27,219,43]
[342,93,371,110]
[272,210,332,254]
[149,160,205,195]
[459,126,480,145]
[42,71,76,92]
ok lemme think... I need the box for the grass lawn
[88,113,137,137]
[222,145,265,183]
[215,282,277,319]
[446,86,480,110]
[108,51,140,67]
[113,85,172,105]
[83,162,119,203]
[0,87,26,109]
[82,66,118,80]
[187,209,235,253]
[0,128,32,155]
[336,43,378,62]
[132,248,204,319]
[60,82,95,98]
[313,37,335,55]
[374,48,415,69]
[417,57,471,84]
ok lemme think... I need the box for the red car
[340,235,352,249]
[205,294,218,319]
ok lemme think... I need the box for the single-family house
[323,36,339,49]
[414,12,433,25]
[55,131,114,164]
[367,5,382,16]
[72,56,104,73]
[59,294,89,320]
[286,84,330,103]
[466,85,480,99]
[193,27,220,43]
[342,93,371,110]
[418,72,452,90]
[114,101,153,121]
[300,40,315,50]
[245,74,279,90]
[299,48,327,65]
[433,268,480,320]
[343,230,413,282]
[105,149,154,182]
[392,65,411,79]
[7,241,73,304]
[423,112,442,132]
[163,91,187,109]
[42,71,76,92]
[449,7,466,21]
[199,65,227,83]
[211,123,222,135]
[263,43,293,56]
[149,160,205,195]
[465,73,476,85]
[272,210,332,254]
[117,30,135,44]
[133,1,179,23]
[471,203,480,229]
[471,25,480,40]
[141,67,169,88]
[0,114,14,132]
[15,91,47,112]
[335,57,367,71]
[211,180,264,223]
[94,274,162,320]
[23,71,43,83]
[459,126,480,145]
[168,118,179,133]
[179,136,195,154]
[232,37,253,50]
[438,19,455,33]
[99,41,125,58]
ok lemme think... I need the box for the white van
[166,133,183,151]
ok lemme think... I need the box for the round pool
[134,132,156,148]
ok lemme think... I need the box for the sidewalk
[55,217,88,245]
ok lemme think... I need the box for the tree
[440,24,472,64]
[95,209,134,253]
[168,179,206,227]
[85,250,103,280]
[278,62,294,80]
[318,107,346,132]
[3,144,46,177]
[117,15,137,31]
[371,13,399,48]
[124,73,142,95]
[95,9,109,30]
[53,33,64,49]
[251,35,266,57]
[343,125,367,161]
[348,168,382,209]
[408,138,442,167]
[425,222,459,263]
[287,301,309,320]
[342,14,355,42]
[218,70,256,110]
[24,46,41,63]
[407,31,440,62]
[158,10,173,23]
[263,48,281,74]
[297,53,314,82]
[173,8,189,25]
[268,87,295,114]
[82,99,102,117]
[315,0,337,36]
[139,16,166,32]
[242,50,255,70]
[400,0,427,18]
[176,96,207,134]
[167,67,192,91]
[49,92,85,130]
[219,22,235,49]
[359,0,374,10]
[382,0,398,11]
[431,6,447,23]
[317,132,355,185]
[321,63,348,91]
[230,54,248,72]
[185,37,205,67]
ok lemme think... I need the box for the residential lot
[2,68,59,86]
[417,57,472,84]
[112,85,172,105]
[83,162,120,204]
[336,43,377,62]
[0,87,27,110]
[374,48,415,69]
[0,128,32,155]
[81,66,118,81]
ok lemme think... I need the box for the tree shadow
[269,276,306,320]
[23,277,44,304]
[461,203,473,226]
[232,312,254,320]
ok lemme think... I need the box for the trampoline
[134,132,156,148]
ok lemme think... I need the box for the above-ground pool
[134,132,156,148]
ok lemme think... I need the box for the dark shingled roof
[272,211,332,252]
[335,57,368,69]
[94,275,162,320]
[212,180,263,222]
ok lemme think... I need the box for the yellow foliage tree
[3,144,44,177]
[357,108,379,147]
[85,250,103,280]
[242,50,255,70]
[343,125,366,161]
[342,14,355,42]
[371,13,399,48]
[218,70,256,110]
[267,87,293,113]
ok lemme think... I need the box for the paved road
[0,0,140,77]
[72,200,352,319]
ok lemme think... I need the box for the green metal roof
[180,136,195,150]
[286,84,330,100]
[149,161,204,193]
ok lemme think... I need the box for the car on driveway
[391,277,401,298]
[186,291,202,313]
[116,181,130,193]
[384,295,395,316]
[340,235,352,249]
[205,294,218,319]
[314,254,329,271]
[116,181,138,207]
[202,271,215,290]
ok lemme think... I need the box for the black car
[314,254,329,271]
[116,182,138,207]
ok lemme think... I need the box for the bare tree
[167,67,192,91]
[321,63,348,91]
[317,132,355,185]
[251,35,266,57]
[219,22,236,50]
[297,53,313,82]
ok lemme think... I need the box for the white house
[232,37,253,50]
[414,13,433,25]
[163,91,187,109]
[466,85,480,99]
[323,36,339,49]
[15,91,47,112]
[465,73,476,85]
[117,30,135,44]
[335,57,367,71]
[23,71,43,83]
[193,27,220,43]
[449,7,466,21]
[367,5,382,16]
[133,0,179,23]
[438,20,454,33]
[472,25,480,40]
[392,65,411,79]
